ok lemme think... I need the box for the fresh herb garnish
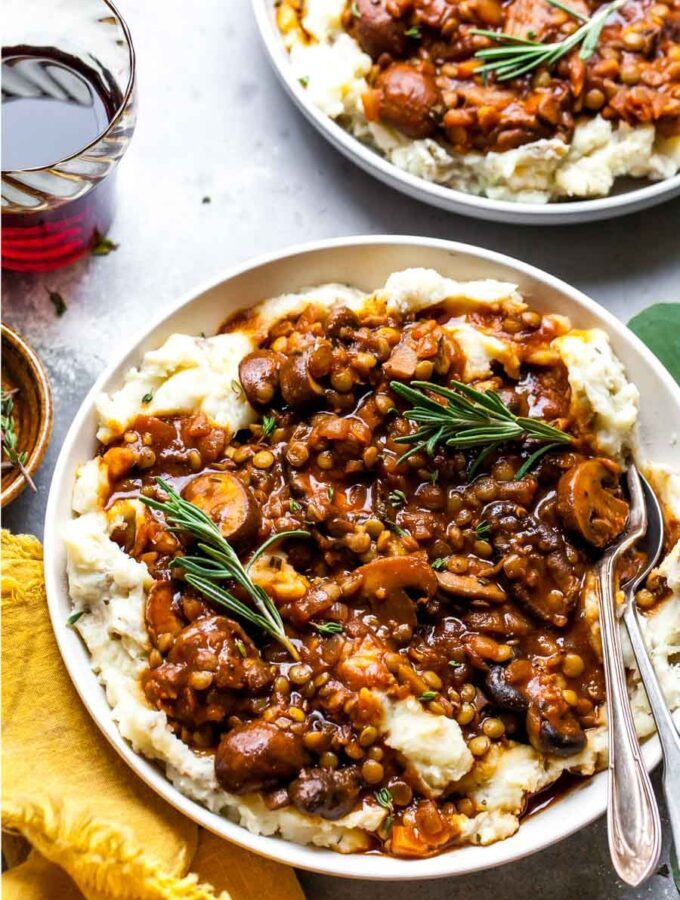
[351,0,360,17]
[385,519,409,539]
[141,391,154,404]
[475,520,491,540]
[374,787,394,810]
[231,379,244,398]
[428,469,439,483]
[48,289,67,317]
[514,441,564,480]
[1,388,36,491]
[420,690,437,702]
[390,380,571,468]
[468,441,502,479]
[314,621,344,635]
[92,234,119,256]
[66,610,84,626]
[298,75,310,87]
[431,557,447,571]
[261,415,276,439]
[472,0,626,82]
[140,478,309,659]
[235,638,247,657]
[327,485,335,502]
[289,498,303,513]
[448,660,464,669]
[388,489,407,507]
[405,26,422,38]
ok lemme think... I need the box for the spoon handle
[623,598,680,862]
[597,559,662,885]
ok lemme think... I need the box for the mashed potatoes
[280,0,680,204]
[65,268,680,855]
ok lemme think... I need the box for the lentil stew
[341,0,680,154]
[97,286,671,859]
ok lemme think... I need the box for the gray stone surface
[2,0,679,896]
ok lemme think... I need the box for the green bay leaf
[628,303,680,386]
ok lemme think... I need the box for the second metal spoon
[596,464,662,886]
[621,468,680,874]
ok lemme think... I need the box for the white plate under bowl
[252,0,680,226]
[44,236,680,880]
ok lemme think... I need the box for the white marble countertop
[3,0,679,896]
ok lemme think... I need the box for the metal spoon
[595,464,662,885]
[621,466,680,873]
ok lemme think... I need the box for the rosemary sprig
[1,388,37,491]
[390,380,572,465]
[472,0,626,82]
[140,477,309,659]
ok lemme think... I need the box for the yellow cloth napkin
[2,531,305,900]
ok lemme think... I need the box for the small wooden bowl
[2,323,53,506]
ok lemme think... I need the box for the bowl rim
[1,322,53,506]
[43,235,680,880]
[251,0,680,225]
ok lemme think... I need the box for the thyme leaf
[1,388,36,491]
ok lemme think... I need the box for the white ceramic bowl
[252,0,680,226]
[44,236,680,880]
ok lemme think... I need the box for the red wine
[2,55,114,170]
[1,48,124,272]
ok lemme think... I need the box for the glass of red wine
[2,0,136,272]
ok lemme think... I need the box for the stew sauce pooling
[335,0,680,153]
[104,296,658,858]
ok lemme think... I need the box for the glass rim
[1,0,136,175]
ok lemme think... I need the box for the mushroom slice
[357,557,438,628]
[238,350,282,408]
[526,705,586,757]
[557,458,629,548]
[215,721,310,794]
[436,571,507,603]
[279,352,324,409]
[183,472,260,544]
[145,580,184,646]
[484,666,529,713]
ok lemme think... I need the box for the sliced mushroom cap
[526,705,586,757]
[215,721,310,794]
[288,766,361,820]
[557,458,629,548]
[484,666,529,713]
[238,350,282,408]
[436,571,508,603]
[350,0,407,59]
[357,556,438,628]
[145,580,184,646]
[375,64,441,139]
[183,472,260,544]
[280,352,324,409]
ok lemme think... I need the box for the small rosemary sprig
[140,477,309,659]
[390,379,572,466]
[472,0,626,82]
[1,388,36,491]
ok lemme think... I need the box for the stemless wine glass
[1,0,136,272]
